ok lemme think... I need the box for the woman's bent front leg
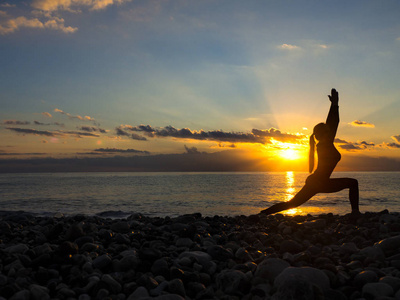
[320,178,359,214]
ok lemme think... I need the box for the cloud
[350,120,375,128]
[2,120,30,125]
[1,0,130,35]
[115,126,147,141]
[278,44,301,50]
[0,15,77,35]
[383,143,400,149]
[31,0,132,12]
[54,108,96,123]
[61,130,100,137]
[0,3,16,8]
[6,127,57,137]
[42,112,52,118]
[392,135,400,143]
[78,126,107,133]
[334,138,348,144]
[6,127,100,138]
[93,147,150,154]
[117,124,304,144]
[216,143,236,148]
[0,152,46,156]
[184,145,202,154]
[359,141,375,147]
[34,121,64,126]
[336,138,375,151]
[251,128,301,143]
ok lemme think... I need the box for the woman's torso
[313,141,341,178]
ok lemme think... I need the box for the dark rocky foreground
[1,211,400,300]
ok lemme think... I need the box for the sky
[1,0,400,172]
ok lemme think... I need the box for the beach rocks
[275,267,330,291]
[2,211,400,299]
[254,258,290,282]
[362,282,394,298]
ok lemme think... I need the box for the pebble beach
[1,210,400,300]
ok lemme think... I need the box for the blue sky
[1,0,400,171]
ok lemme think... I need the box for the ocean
[0,172,399,218]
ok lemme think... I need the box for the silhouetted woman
[261,89,360,215]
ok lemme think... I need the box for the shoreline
[1,211,400,299]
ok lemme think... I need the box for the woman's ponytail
[309,134,315,173]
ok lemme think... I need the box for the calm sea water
[0,172,399,218]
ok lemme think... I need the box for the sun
[279,148,300,160]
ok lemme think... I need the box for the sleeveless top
[314,141,341,179]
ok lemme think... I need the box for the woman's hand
[328,88,339,105]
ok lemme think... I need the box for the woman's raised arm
[326,88,339,140]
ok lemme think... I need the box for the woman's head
[313,123,329,141]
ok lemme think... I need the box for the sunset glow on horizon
[1,0,400,172]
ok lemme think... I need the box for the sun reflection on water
[284,171,295,201]
[283,171,302,216]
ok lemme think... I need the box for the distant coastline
[1,151,400,173]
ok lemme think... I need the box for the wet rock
[186,282,206,297]
[272,276,320,300]
[115,233,130,244]
[358,245,385,261]
[207,245,233,261]
[154,295,185,300]
[339,242,359,255]
[127,286,150,300]
[280,239,302,254]
[178,251,213,270]
[379,276,400,293]
[167,279,185,297]
[101,274,122,294]
[362,282,394,298]
[10,289,30,300]
[323,289,347,300]
[150,281,168,296]
[120,254,139,271]
[139,247,162,262]
[216,269,250,295]
[254,258,290,282]
[250,283,271,298]
[57,286,76,298]
[354,270,378,288]
[235,247,253,262]
[66,223,85,241]
[5,244,29,254]
[92,254,112,270]
[56,241,78,257]
[137,274,159,290]
[303,219,326,229]
[74,235,94,247]
[111,221,130,233]
[175,237,193,248]
[29,284,50,300]
[83,241,102,252]
[274,267,330,291]
[0,274,7,285]
[346,260,363,270]
[375,235,400,256]
[152,258,169,277]
[33,243,53,256]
